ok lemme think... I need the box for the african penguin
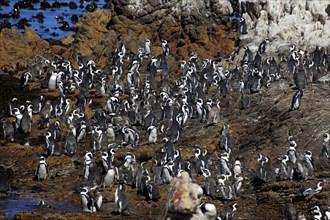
[36,156,48,180]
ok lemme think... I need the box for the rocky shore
[0,0,329,219]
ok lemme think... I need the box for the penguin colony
[1,32,330,219]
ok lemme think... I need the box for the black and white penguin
[297,181,323,201]
[35,156,48,180]
[303,150,315,176]
[80,187,94,213]
[200,202,217,220]
[233,174,243,198]
[258,38,270,54]
[290,90,303,111]
[146,180,161,201]
[76,120,87,143]
[161,39,170,57]
[310,206,323,220]
[147,125,157,144]
[144,39,151,57]
[45,131,60,156]
[242,46,253,64]
[322,133,330,159]
[2,117,15,142]
[20,72,33,88]
[233,157,242,176]
[219,203,238,220]
[20,103,33,134]
[287,145,297,164]
[32,95,45,115]
[102,161,116,189]
[115,184,129,215]
[239,17,248,34]
[93,188,103,211]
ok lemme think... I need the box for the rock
[73,8,112,59]
[0,166,12,192]
[165,171,203,219]
[0,28,49,70]
[240,0,330,54]
[318,73,330,84]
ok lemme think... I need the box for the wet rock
[165,171,203,219]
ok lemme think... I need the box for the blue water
[0,196,80,218]
[0,0,111,40]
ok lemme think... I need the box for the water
[0,195,80,218]
[0,0,111,40]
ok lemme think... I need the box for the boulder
[165,171,203,219]
[0,27,49,71]
[239,0,330,55]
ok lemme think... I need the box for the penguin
[76,120,87,143]
[169,113,182,143]
[322,133,330,159]
[284,202,297,220]
[219,124,234,153]
[20,72,33,88]
[207,100,221,125]
[146,180,161,201]
[297,212,307,220]
[290,90,303,111]
[106,123,116,142]
[93,188,103,211]
[239,17,248,34]
[64,129,78,156]
[48,71,59,92]
[20,104,33,134]
[35,156,48,180]
[242,46,253,64]
[32,95,45,115]
[287,145,297,164]
[147,125,157,144]
[103,162,116,189]
[45,131,60,156]
[219,203,238,220]
[80,187,94,213]
[311,206,323,220]
[144,39,151,57]
[218,172,234,200]
[233,157,242,176]
[255,153,270,183]
[40,100,53,120]
[200,202,217,220]
[2,117,15,142]
[303,150,315,176]
[115,184,129,215]
[297,181,323,201]
[202,168,217,200]
[161,160,174,184]
[161,39,170,57]
[258,38,270,54]
[233,174,243,198]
